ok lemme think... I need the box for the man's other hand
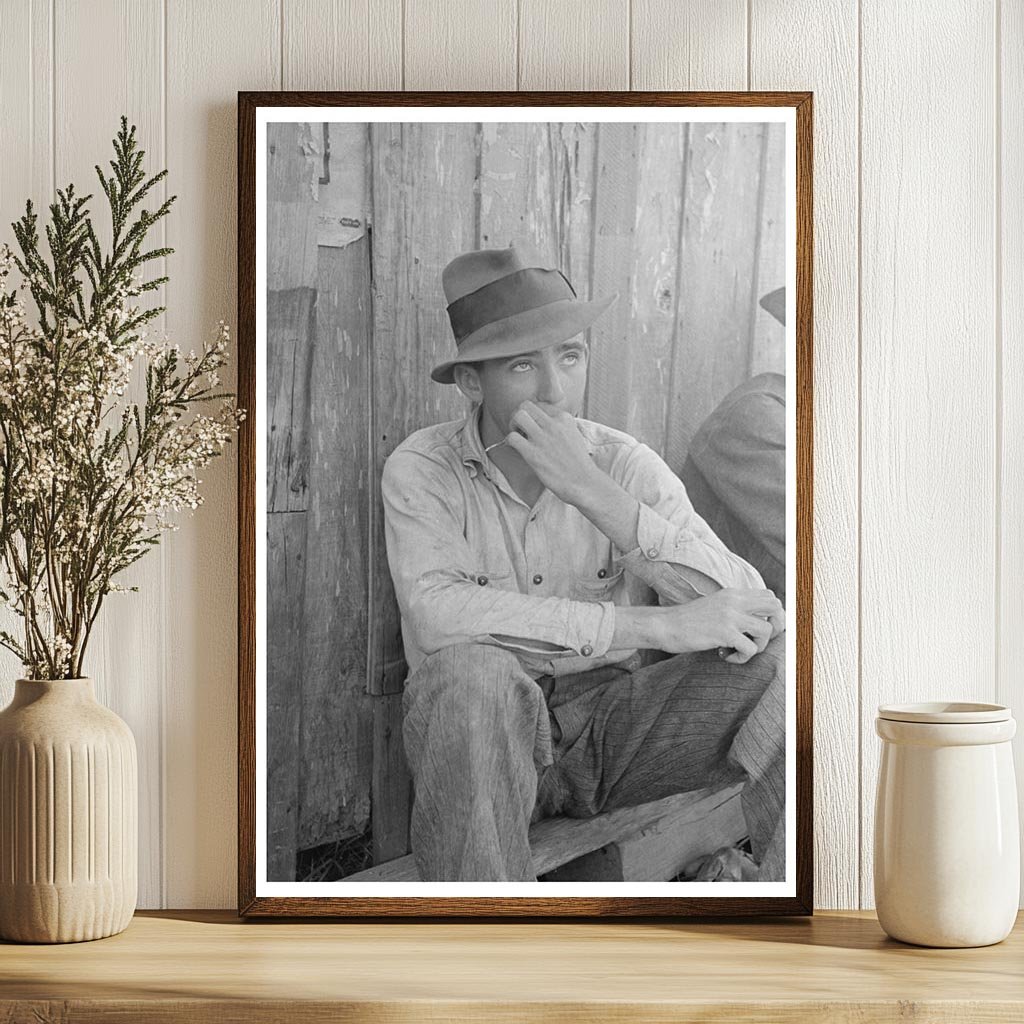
[656,588,785,664]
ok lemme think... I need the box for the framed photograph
[238,90,813,917]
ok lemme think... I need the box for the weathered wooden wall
[266,119,785,877]
[266,123,377,879]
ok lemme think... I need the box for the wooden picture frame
[238,90,813,917]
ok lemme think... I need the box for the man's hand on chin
[504,400,603,505]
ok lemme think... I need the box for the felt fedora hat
[431,245,618,384]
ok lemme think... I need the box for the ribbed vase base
[0,879,136,943]
[0,678,139,945]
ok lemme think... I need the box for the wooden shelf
[2,910,1022,1022]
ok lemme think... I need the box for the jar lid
[877,701,1011,724]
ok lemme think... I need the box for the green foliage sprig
[0,116,245,679]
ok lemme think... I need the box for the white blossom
[0,241,245,679]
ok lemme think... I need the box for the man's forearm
[610,605,669,650]
[406,573,615,660]
[569,467,723,597]
[566,467,641,553]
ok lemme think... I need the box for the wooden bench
[347,782,746,882]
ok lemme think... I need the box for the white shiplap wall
[0,0,1017,911]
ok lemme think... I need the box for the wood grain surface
[164,0,280,910]
[858,1,998,909]
[1002,0,1024,898]
[69,0,166,911]
[404,0,517,91]
[1,911,1023,1022]
[632,0,747,91]
[749,0,860,912]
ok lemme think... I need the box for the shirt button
[477,575,488,586]
[532,574,543,585]
[581,644,593,657]
[597,568,607,579]
[647,547,659,559]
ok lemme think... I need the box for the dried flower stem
[0,116,245,680]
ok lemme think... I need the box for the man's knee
[410,641,526,688]
[754,631,786,674]
[404,642,541,721]
[402,643,546,788]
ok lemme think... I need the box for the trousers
[400,633,786,882]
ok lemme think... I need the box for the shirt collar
[459,404,489,475]
[458,403,597,477]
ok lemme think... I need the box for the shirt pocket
[572,565,625,602]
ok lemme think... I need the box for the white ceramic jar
[874,702,1019,947]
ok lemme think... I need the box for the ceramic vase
[0,677,137,943]
[874,701,1019,948]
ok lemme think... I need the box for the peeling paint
[298,123,321,202]
[315,124,368,247]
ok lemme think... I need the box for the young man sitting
[381,245,786,882]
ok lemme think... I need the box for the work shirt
[381,404,765,680]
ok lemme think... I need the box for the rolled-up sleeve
[382,449,616,660]
[613,443,765,603]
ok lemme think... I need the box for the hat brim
[430,293,619,384]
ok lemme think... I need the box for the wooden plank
[749,122,786,378]
[266,288,315,513]
[859,0,997,908]
[282,0,402,90]
[542,789,746,882]
[404,0,515,90]
[267,200,319,292]
[477,121,599,302]
[314,123,368,249]
[584,122,639,432]
[750,0,860,909]
[264,285,313,866]
[476,121,597,295]
[264,122,324,866]
[267,122,320,294]
[529,783,745,877]
[560,124,599,308]
[1000,0,1024,906]
[664,122,767,472]
[266,513,305,880]
[297,240,373,850]
[632,0,747,90]
[477,122,553,258]
[347,784,745,881]
[0,0,52,254]
[268,120,320,203]
[0,0,53,701]
[371,692,412,864]
[368,122,479,697]
[518,0,629,90]
[53,0,165,910]
[623,123,687,456]
[163,0,280,908]
[7,910,1024,1017]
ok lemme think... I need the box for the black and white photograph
[241,95,811,916]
